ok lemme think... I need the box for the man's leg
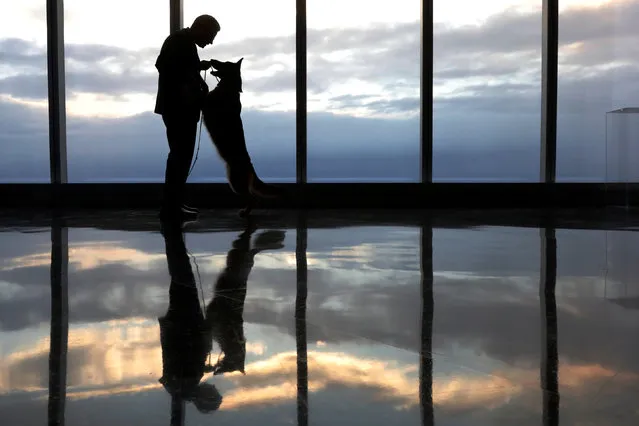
[162,114,198,218]
[176,116,198,210]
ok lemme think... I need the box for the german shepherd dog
[201,58,284,218]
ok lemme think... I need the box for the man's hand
[179,79,207,110]
[199,60,214,71]
[179,84,198,108]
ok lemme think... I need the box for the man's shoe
[182,204,199,214]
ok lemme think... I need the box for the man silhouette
[159,219,223,424]
[155,14,221,221]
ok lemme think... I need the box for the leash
[187,69,220,178]
[187,70,206,178]
[185,235,218,371]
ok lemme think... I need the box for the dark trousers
[159,222,209,402]
[162,113,198,210]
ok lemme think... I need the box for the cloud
[246,69,297,93]
[0,42,158,100]
[0,98,50,182]
[2,0,639,182]
[209,34,295,60]
[0,326,520,418]
[366,97,420,115]
[65,70,157,97]
[0,96,48,135]
[64,44,154,66]
[435,63,525,80]
[435,82,540,114]
[1,0,637,115]
[0,74,48,100]
[0,38,47,72]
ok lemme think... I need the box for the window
[433,1,542,182]
[0,1,49,183]
[184,0,296,183]
[307,1,421,182]
[64,0,169,182]
[557,0,636,182]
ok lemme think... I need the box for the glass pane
[307,1,421,182]
[64,0,169,182]
[557,1,636,182]
[184,1,296,182]
[0,1,49,183]
[433,1,542,182]
[0,227,52,424]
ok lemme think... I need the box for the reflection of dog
[205,223,286,375]
[201,58,284,218]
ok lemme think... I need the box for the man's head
[190,14,220,48]
[192,383,223,413]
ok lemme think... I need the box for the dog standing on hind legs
[201,58,284,218]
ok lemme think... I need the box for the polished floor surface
[1,208,639,425]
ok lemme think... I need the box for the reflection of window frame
[28,0,631,207]
[48,219,68,425]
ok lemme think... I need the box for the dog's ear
[236,57,244,67]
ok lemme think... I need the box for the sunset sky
[0,0,621,118]
[0,0,636,182]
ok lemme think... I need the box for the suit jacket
[154,27,203,120]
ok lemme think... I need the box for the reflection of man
[155,14,221,221]
[159,220,222,425]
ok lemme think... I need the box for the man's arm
[155,35,189,78]
[156,34,205,107]
[156,35,206,87]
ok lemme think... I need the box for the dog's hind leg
[238,197,254,218]
[238,172,256,218]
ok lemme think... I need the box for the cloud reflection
[0,317,514,411]
[2,315,636,418]
[3,225,639,425]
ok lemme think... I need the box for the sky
[1,224,639,425]
[0,0,638,183]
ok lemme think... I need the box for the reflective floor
[1,209,639,425]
